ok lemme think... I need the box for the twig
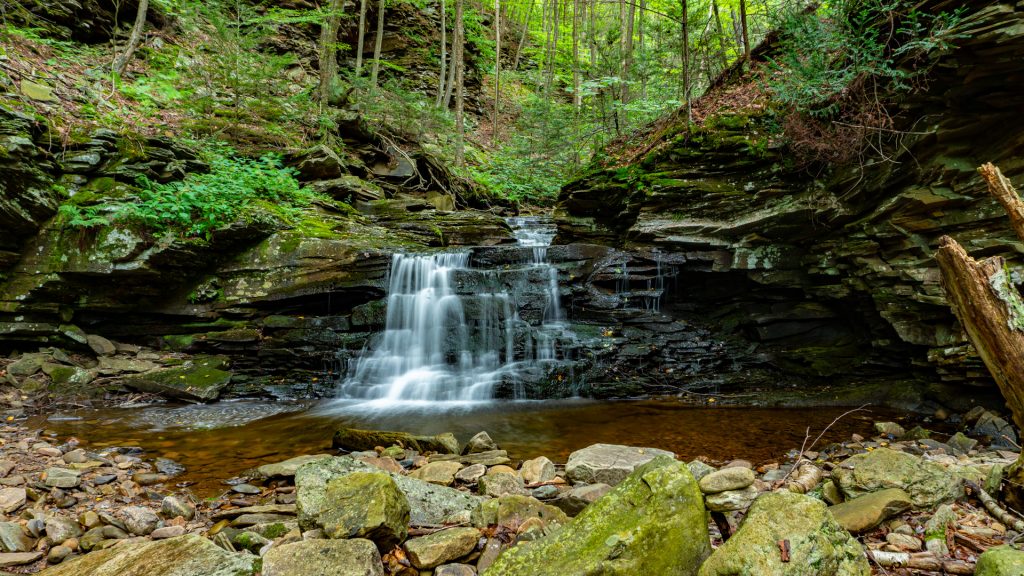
[776,405,869,487]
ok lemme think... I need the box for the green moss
[162,334,195,351]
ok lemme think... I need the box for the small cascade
[339,216,577,404]
[613,249,672,312]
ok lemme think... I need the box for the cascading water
[339,216,575,404]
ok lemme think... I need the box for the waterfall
[339,216,575,404]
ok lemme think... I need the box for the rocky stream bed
[0,405,1018,575]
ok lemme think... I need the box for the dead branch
[980,162,1024,243]
[965,480,1024,532]
[785,463,824,494]
[776,405,868,486]
[866,550,973,575]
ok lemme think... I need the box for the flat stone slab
[829,488,913,533]
[36,534,255,576]
[262,538,383,576]
[566,444,675,486]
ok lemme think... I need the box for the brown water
[32,399,905,496]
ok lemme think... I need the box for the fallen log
[785,463,824,494]
[964,480,1024,533]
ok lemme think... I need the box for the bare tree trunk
[739,0,750,60]
[638,0,646,99]
[588,0,597,68]
[113,0,149,76]
[621,0,634,106]
[493,0,501,141]
[356,0,369,76]
[712,0,728,70]
[454,0,466,166]
[370,0,387,86]
[436,0,447,104]
[572,0,581,109]
[317,0,344,104]
[512,0,533,71]
[680,0,690,125]
[546,0,559,94]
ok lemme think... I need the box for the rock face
[37,534,256,576]
[565,444,675,486]
[697,492,870,576]
[551,0,1024,402]
[486,456,710,576]
[832,448,963,509]
[261,538,383,576]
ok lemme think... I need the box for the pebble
[231,483,261,495]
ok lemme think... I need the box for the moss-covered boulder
[296,457,481,528]
[261,538,383,576]
[698,492,869,576]
[832,448,963,509]
[976,544,1024,576]
[828,488,912,533]
[332,427,459,454]
[121,356,232,402]
[36,534,256,576]
[470,495,569,531]
[311,471,409,548]
[485,456,709,576]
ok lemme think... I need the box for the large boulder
[832,448,963,509]
[36,534,256,576]
[332,427,459,454]
[828,488,913,533]
[261,538,383,576]
[296,457,481,527]
[304,471,409,548]
[485,456,709,576]
[121,356,232,402]
[564,444,675,486]
[976,544,1024,576]
[697,492,870,576]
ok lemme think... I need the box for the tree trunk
[356,0,369,76]
[113,0,149,76]
[739,0,750,60]
[436,0,447,104]
[572,0,581,109]
[712,0,728,70]
[680,0,690,124]
[936,163,1024,510]
[317,0,344,104]
[370,0,387,86]
[493,0,501,141]
[638,0,646,99]
[454,0,466,166]
[512,0,533,71]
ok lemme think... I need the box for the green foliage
[58,146,328,239]
[766,0,967,117]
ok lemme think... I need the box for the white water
[339,217,573,404]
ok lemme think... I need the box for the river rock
[699,467,755,494]
[464,432,497,454]
[976,544,1024,576]
[44,467,80,488]
[296,457,481,527]
[565,444,675,486]
[687,460,715,481]
[486,456,709,576]
[924,503,957,555]
[832,448,963,508]
[519,457,555,485]
[436,564,476,576]
[973,412,1018,447]
[698,492,870,576]
[47,545,72,564]
[151,526,186,539]
[705,486,760,512]
[455,464,487,483]
[257,454,332,479]
[36,533,256,576]
[432,450,511,466]
[946,432,978,455]
[122,506,160,536]
[332,427,459,454]
[552,483,612,516]
[86,334,116,356]
[404,527,480,569]
[828,488,913,533]
[410,461,463,485]
[161,496,196,520]
[0,522,32,552]
[121,356,232,402]
[885,532,921,551]
[873,422,905,438]
[0,551,42,567]
[45,516,82,545]
[262,538,383,576]
[308,471,409,548]
[478,473,528,498]
[471,495,568,531]
[0,487,25,513]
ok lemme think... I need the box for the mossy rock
[308,471,410,548]
[332,427,459,454]
[976,544,1024,576]
[698,492,870,576]
[121,355,231,402]
[486,456,709,576]
[36,534,256,576]
[831,448,964,509]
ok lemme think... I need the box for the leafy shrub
[59,147,325,238]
